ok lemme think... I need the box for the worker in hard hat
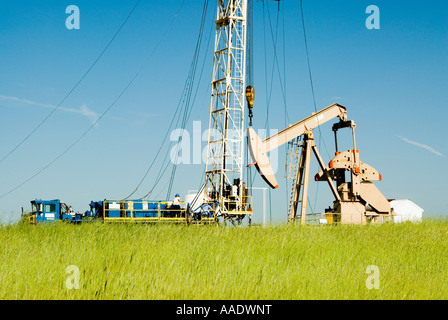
[174,193,181,205]
[171,193,182,217]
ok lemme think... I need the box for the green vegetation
[0,219,447,299]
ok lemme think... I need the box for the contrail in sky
[399,136,444,157]
[0,94,99,124]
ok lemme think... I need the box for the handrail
[200,195,253,215]
[102,199,189,223]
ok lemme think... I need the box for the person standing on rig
[171,193,182,217]
[173,193,181,206]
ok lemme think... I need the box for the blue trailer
[88,199,191,223]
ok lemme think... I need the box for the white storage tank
[390,199,424,223]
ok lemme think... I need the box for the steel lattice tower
[204,0,249,221]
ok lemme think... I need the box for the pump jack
[247,103,393,224]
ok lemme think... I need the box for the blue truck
[23,199,95,224]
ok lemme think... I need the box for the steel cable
[0,0,187,199]
[0,0,141,166]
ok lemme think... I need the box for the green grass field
[1,219,447,300]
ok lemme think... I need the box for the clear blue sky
[0,0,447,224]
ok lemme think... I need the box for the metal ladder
[230,18,244,174]
[285,137,302,220]
[290,149,307,223]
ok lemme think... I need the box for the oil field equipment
[22,197,214,225]
[89,199,191,224]
[21,2,396,226]
[247,103,393,225]
[202,0,253,225]
[22,199,94,224]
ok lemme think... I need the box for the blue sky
[0,0,447,224]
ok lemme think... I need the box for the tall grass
[0,219,447,299]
